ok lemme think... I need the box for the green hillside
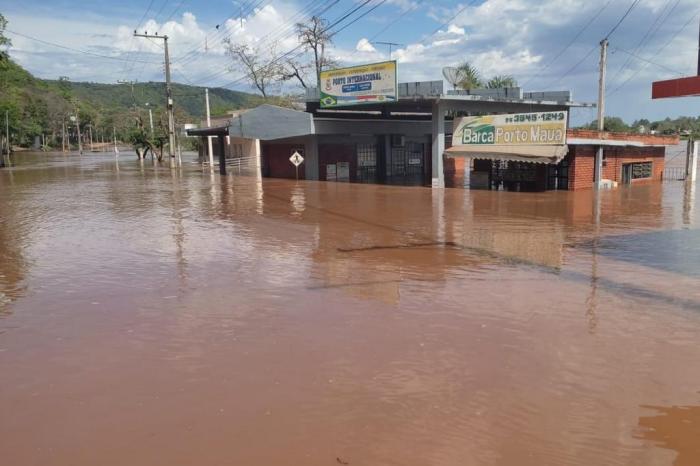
[0,57,265,148]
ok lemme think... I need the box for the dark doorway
[388,142,426,186]
[622,163,633,185]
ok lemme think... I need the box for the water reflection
[1,152,700,466]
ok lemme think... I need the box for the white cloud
[355,38,377,53]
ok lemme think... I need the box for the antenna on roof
[442,66,465,90]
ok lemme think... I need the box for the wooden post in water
[218,134,226,175]
[62,117,67,152]
[5,110,9,156]
[76,112,83,155]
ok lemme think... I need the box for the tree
[296,16,335,88]
[0,13,10,63]
[456,62,482,90]
[452,63,519,91]
[486,75,517,89]
[280,58,313,89]
[584,117,631,133]
[223,39,280,99]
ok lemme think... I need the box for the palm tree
[486,75,518,89]
[456,62,482,90]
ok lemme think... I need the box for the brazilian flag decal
[320,94,337,108]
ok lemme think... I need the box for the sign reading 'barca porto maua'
[452,111,568,146]
[319,61,398,108]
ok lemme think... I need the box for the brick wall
[568,145,665,190]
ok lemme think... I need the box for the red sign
[652,75,700,99]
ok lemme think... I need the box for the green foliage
[0,57,263,148]
[486,75,517,89]
[455,63,518,91]
[582,116,700,136]
[456,62,482,90]
[0,13,10,62]
[584,117,631,133]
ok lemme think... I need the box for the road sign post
[289,151,304,180]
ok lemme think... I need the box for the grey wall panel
[229,105,314,140]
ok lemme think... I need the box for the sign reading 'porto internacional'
[452,111,568,146]
[319,61,398,108]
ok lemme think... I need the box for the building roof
[567,129,680,147]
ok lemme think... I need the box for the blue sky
[1,0,699,125]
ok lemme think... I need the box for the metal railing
[663,166,686,181]
[201,156,258,174]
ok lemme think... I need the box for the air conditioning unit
[391,135,405,147]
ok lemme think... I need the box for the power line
[173,0,271,63]
[175,0,332,69]
[608,0,681,86]
[604,0,641,39]
[368,0,421,42]
[607,8,700,96]
[522,0,613,88]
[176,0,334,85]
[213,0,380,90]
[541,0,643,90]
[610,46,684,75]
[185,0,375,88]
[5,29,160,64]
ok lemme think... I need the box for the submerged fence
[201,156,258,175]
[663,167,686,181]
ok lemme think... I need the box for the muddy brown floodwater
[1,151,700,466]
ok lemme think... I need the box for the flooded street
[1,151,700,466]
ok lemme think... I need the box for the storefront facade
[188,82,677,191]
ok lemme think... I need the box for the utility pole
[148,107,154,137]
[75,111,83,156]
[5,110,10,156]
[594,38,608,189]
[62,117,67,152]
[134,32,176,166]
[113,126,119,155]
[205,88,214,169]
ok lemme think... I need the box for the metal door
[389,142,424,185]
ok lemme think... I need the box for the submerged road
[1,151,700,466]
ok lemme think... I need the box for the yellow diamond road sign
[289,151,304,167]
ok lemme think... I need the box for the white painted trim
[567,138,668,147]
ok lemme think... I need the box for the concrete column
[431,101,445,189]
[305,135,319,180]
[686,140,698,182]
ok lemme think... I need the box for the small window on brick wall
[631,162,652,179]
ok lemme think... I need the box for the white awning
[444,144,568,164]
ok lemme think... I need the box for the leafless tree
[223,39,281,99]
[280,58,313,89]
[296,16,335,88]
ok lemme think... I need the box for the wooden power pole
[134,32,176,166]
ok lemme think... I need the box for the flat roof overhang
[307,94,594,116]
[652,76,700,99]
[186,124,230,137]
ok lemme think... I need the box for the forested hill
[0,58,265,147]
[55,80,262,119]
